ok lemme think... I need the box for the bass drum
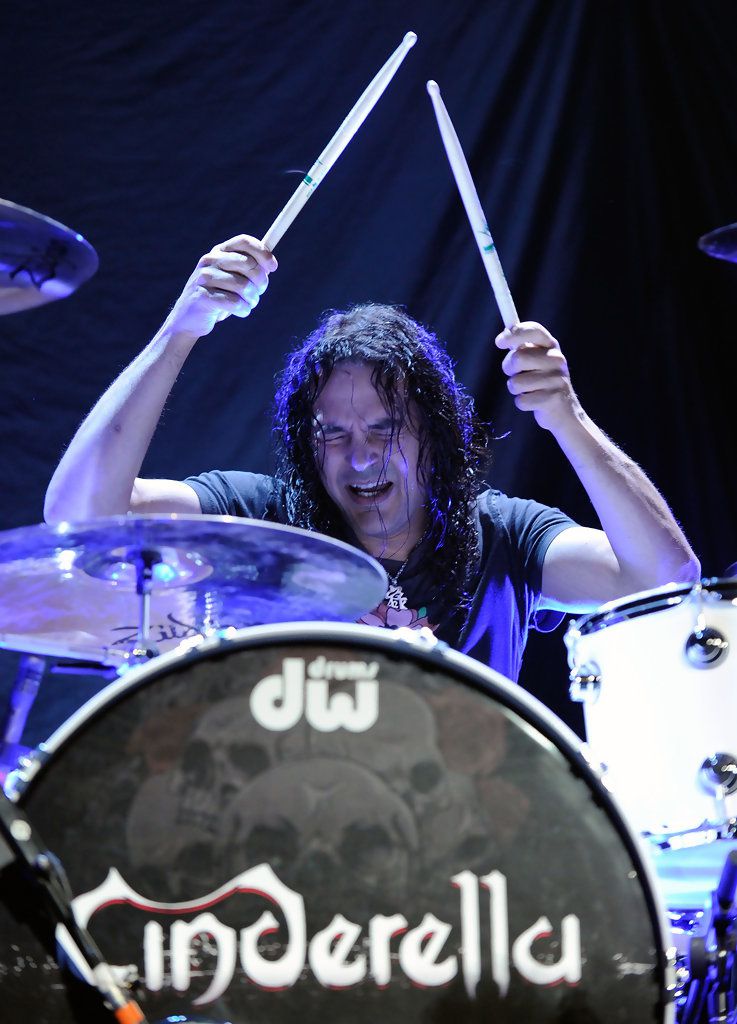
[0,623,674,1023]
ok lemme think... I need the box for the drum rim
[34,622,601,768]
[15,621,676,1011]
[567,576,737,637]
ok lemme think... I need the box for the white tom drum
[0,623,673,1023]
[566,578,737,840]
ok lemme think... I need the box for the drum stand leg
[0,788,150,1022]
[0,549,164,784]
[1,792,225,1024]
[0,654,45,782]
[683,851,737,1023]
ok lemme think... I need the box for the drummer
[43,235,699,681]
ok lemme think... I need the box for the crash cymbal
[0,515,387,666]
[698,222,737,263]
[0,198,98,314]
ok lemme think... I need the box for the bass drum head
[0,624,671,1023]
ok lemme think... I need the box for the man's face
[312,360,428,560]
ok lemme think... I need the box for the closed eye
[369,418,400,439]
[313,418,402,446]
[319,426,348,444]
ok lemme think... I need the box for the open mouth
[347,481,392,501]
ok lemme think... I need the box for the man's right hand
[164,234,278,339]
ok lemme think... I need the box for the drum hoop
[36,621,597,766]
[569,576,737,637]
[17,620,676,1010]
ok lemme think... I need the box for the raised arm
[44,235,277,524]
[495,322,700,611]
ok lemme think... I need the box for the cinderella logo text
[68,863,582,1006]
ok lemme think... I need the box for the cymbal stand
[0,548,165,782]
[0,788,150,1023]
[683,850,737,1023]
[0,653,45,782]
[131,547,162,662]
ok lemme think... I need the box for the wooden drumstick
[213,33,417,322]
[426,80,519,329]
[262,32,417,251]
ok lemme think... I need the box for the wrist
[154,319,201,359]
[550,408,620,474]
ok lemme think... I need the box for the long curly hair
[273,304,490,609]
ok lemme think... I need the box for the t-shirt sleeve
[183,470,286,521]
[498,493,575,586]
[488,490,577,633]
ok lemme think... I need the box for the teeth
[350,483,389,496]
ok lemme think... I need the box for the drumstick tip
[426,79,439,96]
[404,31,417,48]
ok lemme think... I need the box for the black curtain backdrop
[1,0,735,745]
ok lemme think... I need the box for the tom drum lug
[685,626,729,668]
[569,664,601,704]
[699,753,737,797]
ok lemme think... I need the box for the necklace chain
[384,557,410,610]
[386,558,409,587]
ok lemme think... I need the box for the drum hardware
[131,547,165,662]
[2,772,207,1024]
[678,851,737,1023]
[77,544,170,663]
[686,626,729,668]
[648,826,733,853]
[567,660,601,703]
[155,1018,226,1023]
[0,788,150,1023]
[48,658,122,678]
[0,198,98,314]
[701,756,737,799]
[0,653,45,782]
[647,822,737,852]
[4,745,52,800]
[0,659,123,784]
[671,908,707,939]
[685,585,730,668]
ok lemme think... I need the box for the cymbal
[0,515,388,666]
[0,198,99,314]
[698,222,737,263]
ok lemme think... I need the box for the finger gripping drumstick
[261,32,417,251]
[426,80,519,329]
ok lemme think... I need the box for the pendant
[385,582,408,611]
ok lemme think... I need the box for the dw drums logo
[69,863,582,1006]
[249,655,380,732]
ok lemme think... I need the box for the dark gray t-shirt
[185,470,575,682]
